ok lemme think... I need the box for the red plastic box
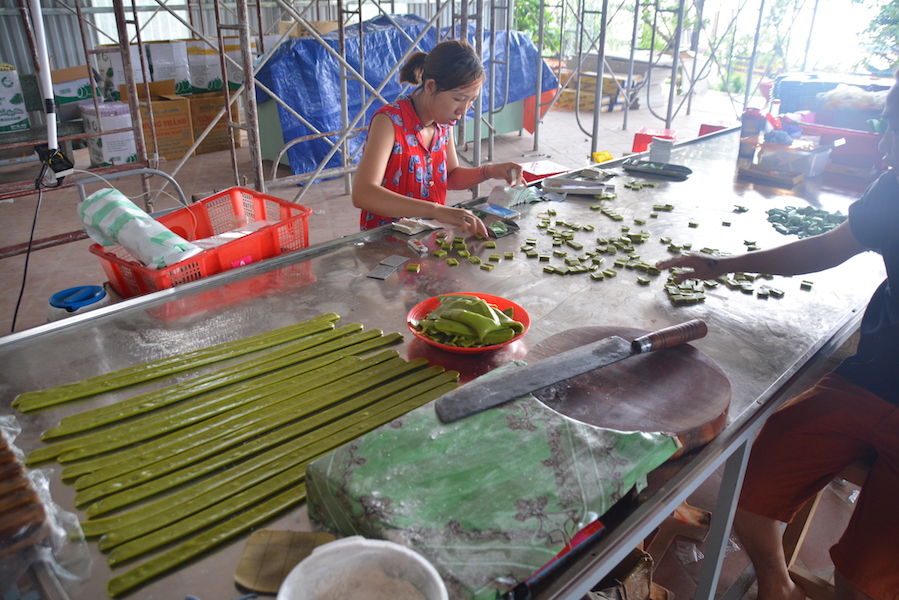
[91,187,312,299]
[632,127,677,153]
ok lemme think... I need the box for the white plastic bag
[79,188,203,270]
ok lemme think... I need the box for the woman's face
[425,79,483,126]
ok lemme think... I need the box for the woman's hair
[399,39,485,92]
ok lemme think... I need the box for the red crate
[91,187,313,299]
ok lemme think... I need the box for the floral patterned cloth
[306,365,680,600]
[359,97,451,230]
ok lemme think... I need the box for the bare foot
[756,580,805,600]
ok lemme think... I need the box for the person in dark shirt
[656,78,899,600]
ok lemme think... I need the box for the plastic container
[758,147,832,178]
[90,187,312,299]
[740,108,768,138]
[276,536,448,600]
[780,115,884,170]
[632,127,676,153]
[48,285,110,321]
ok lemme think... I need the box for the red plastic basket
[91,187,313,299]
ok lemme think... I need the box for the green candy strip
[105,381,458,597]
[72,352,408,504]
[81,367,455,531]
[106,485,307,598]
[14,314,339,411]
[40,324,372,440]
[63,332,400,468]
[52,353,361,473]
[107,463,309,565]
[31,330,399,467]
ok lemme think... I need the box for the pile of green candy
[767,205,847,238]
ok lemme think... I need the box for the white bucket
[276,536,448,600]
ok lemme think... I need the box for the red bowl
[407,292,530,354]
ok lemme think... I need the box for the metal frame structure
[0,0,167,205]
[1,0,829,207]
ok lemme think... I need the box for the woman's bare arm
[657,221,869,281]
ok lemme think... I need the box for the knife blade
[434,319,708,423]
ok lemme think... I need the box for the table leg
[693,439,752,600]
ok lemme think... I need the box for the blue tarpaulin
[255,15,559,176]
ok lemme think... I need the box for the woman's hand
[487,162,525,185]
[656,254,729,283]
[434,204,490,238]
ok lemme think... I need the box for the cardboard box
[189,92,242,154]
[222,37,256,91]
[120,80,194,160]
[278,20,339,38]
[146,41,191,95]
[95,44,148,100]
[186,39,223,94]
[0,65,31,133]
[80,101,136,166]
[52,65,100,122]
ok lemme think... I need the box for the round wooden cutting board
[527,326,731,456]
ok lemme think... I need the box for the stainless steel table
[0,130,886,600]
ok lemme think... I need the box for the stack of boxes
[80,39,255,166]
[7,27,339,165]
[556,69,641,112]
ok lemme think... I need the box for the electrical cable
[11,182,45,334]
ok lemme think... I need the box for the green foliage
[852,0,899,74]
[514,0,561,56]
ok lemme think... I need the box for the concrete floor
[0,88,856,600]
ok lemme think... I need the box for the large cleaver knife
[435,319,708,423]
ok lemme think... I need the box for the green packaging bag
[307,368,679,600]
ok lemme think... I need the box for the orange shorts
[738,373,899,600]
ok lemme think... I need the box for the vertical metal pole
[488,0,496,162]
[24,0,57,151]
[532,0,545,151]
[693,440,753,600]
[472,0,484,182]
[744,0,765,111]
[686,0,704,115]
[212,0,241,188]
[113,0,147,165]
[338,0,351,194]
[236,0,265,192]
[801,0,820,72]
[664,0,684,129]
[254,0,266,55]
[458,0,469,149]
[589,0,608,156]
[623,0,639,131]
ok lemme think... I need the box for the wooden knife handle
[632,319,708,353]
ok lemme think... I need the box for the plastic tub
[758,147,832,178]
[276,536,448,600]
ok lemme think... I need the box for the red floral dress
[359,97,451,230]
